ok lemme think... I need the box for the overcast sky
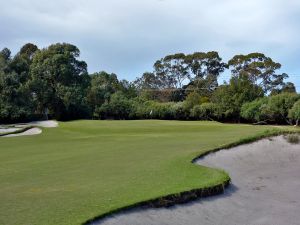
[1,0,300,90]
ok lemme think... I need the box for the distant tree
[184,51,226,96]
[134,72,160,90]
[88,71,136,116]
[228,53,288,94]
[10,43,38,83]
[0,48,11,74]
[0,48,11,61]
[19,43,38,59]
[154,53,189,89]
[28,43,90,120]
[118,79,137,99]
[0,44,38,122]
[282,82,296,93]
[271,82,296,95]
[0,71,35,122]
[88,71,121,107]
[134,71,183,102]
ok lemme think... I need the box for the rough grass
[285,134,300,144]
[0,120,297,225]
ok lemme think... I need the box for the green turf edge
[0,126,35,137]
[83,128,300,225]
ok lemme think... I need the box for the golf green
[0,120,285,225]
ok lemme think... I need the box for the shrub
[288,100,300,126]
[241,98,268,123]
[170,102,190,120]
[190,103,222,120]
[183,92,203,110]
[94,92,133,119]
[265,93,300,124]
[285,134,300,144]
[241,93,300,124]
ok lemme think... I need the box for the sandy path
[94,136,300,225]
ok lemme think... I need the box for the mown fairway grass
[0,120,290,225]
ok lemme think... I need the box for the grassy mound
[0,120,297,225]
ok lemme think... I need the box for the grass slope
[0,120,293,225]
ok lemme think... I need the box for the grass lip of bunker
[95,135,300,225]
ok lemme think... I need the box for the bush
[94,92,133,119]
[241,93,300,124]
[170,102,190,120]
[241,98,268,123]
[128,99,176,120]
[285,134,300,144]
[190,103,222,120]
[288,100,300,126]
[265,93,300,124]
[183,92,203,110]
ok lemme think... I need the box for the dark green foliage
[263,93,299,124]
[288,100,300,126]
[88,72,137,119]
[241,93,300,124]
[212,74,264,121]
[228,53,287,94]
[183,92,206,110]
[271,82,297,95]
[0,70,35,122]
[94,92,133,119]
[190,103,222,120]
[0,44,296,124]
[184,51,226,97]
[241,98,269,123]
[87,72,121,109]
[0,44,38,122]
[130,100,174,120]
[28,43,90,120]
[154,53,189,89]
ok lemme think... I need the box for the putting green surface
[0,120,282,225]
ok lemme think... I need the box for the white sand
[26,120,58,128]
[0,128,20,133]
[3,128,42,137]
[1,120,57,137]
[95,136,300,225]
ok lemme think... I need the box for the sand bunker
[1,120,58,137]
[0,128,19,133]
[95,136,300,225]
[4,128,42,137]
[23,120,58,128]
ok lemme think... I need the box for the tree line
[0,43,299,125]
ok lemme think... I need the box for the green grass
[0,120,295,225]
